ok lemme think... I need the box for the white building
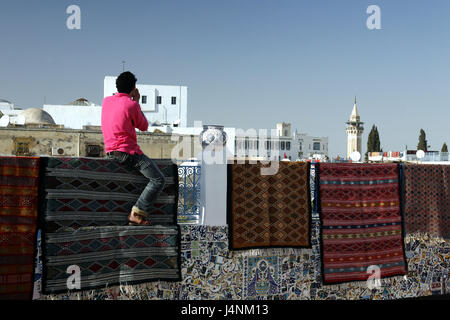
[43,98,101,129]
[104,76,188,128]
[293,131,329,160]
[42,77,188,130]
[233,122,328,161]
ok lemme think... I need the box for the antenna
[122,60,125,72]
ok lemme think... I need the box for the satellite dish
[15,115,25,125]
[350,151,361,162]
[0,115,10,127]
[416,150,425,159]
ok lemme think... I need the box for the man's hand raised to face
[130,88,140,103]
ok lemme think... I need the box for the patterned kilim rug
[40,157,181,294]
[41,157,178,232]
[0,156,40,300]
[227,161,311,250]
[402,164,450,239]
[42,225,181,293]
[318,163,407,285]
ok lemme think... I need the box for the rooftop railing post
[199,125,228,226]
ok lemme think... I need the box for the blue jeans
[107,151,166,216]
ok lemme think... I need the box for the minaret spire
[350,97,360,122]
[346,97,364,159]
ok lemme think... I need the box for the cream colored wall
[0,127,197,160]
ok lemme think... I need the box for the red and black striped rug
[317,163,407,285]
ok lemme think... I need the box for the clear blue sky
[1,0,450,158]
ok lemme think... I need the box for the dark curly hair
[116,71,137,94]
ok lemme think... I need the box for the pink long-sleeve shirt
[101,93,149,155]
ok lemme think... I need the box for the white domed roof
[19,108,56,125]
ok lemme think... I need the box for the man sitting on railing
[101,71,166,225]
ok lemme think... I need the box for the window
[156,96,162,104]
[313,142,321,151]
[142,96,147,104]
[281,141,285,150]
[86,145,101,157]
[284,130,288,136]
[286,141,291,150]
[14,137,32,156]
[171,97,176,104]
[299,142,302,150]
[15,142,30,156]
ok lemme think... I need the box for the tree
[365,124,381,161]
[417,129,427,152]
[442,142,448,153]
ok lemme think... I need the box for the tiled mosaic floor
[36,221,449,300]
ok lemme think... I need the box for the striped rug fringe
[404,232,448,244]
[323,274,408,292]
[42,282,163,300]
[231,247,310,257]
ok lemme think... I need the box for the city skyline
[2,0,450,157]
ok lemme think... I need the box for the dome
[67,98,96,106]
[19,108,56,125]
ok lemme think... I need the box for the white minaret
[346,97,364,159]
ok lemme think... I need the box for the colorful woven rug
[42,225,181,293]
[41,157,178,232]
[0,156,40,300]
[227,161,311,250]
[318,163,407,284]
[402,164,450,238]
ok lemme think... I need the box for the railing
[421,152,449,162]
[310,164,319,220]
[177,161,201,224]
[176,162,318,224]
[404,152,449,162]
